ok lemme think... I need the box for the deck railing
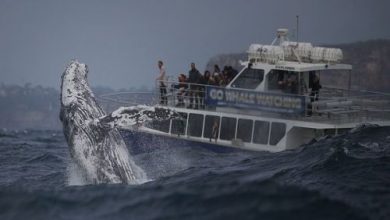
[96,80,390,124]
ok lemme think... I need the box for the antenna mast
[296,15,299,42]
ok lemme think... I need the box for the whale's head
[61,60,94,107]
[60,60,105,130]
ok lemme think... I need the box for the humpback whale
[60,60,176,184]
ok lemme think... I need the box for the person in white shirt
[156,60,167,105]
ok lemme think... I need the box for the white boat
[102,29,390,153]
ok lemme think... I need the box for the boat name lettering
[209,88,224,100]
[206,87,305,114]
[275,65,295,70]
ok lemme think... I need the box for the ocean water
[0,126,389,220]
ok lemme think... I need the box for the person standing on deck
[187,62,201,109]
[156,60,167,105]
[308,74,322,116]
[310,74,322,102]
[173,74,187,107]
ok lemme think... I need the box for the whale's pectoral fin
[96,105,180,129]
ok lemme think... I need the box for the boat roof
[245,28,352,72]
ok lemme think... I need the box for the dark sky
[1,0,389,89]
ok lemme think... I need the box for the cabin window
[171,112,188,135]
[268,70,308,95]
[148,119,170,133]
[268,70,288,91]
[188,113,204,137]
[203,115,220,139]
[230,68,264,89]
[220,117,237,140]
[237,119,253,143]
[269,122,286,146]
[253,120,270,144]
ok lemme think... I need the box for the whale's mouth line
[60,60,179,185]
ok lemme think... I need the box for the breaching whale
[60,60,177,184]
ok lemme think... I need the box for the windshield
[230,68,264,89]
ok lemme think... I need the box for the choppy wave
[0,126,389,220]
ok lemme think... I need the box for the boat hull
[120,129,245,155]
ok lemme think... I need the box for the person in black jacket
[187,63,201,109]
[310,74,322,102]
[198,71,210,109]
[308,74,322,116]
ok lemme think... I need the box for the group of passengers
[156,60,238,109]
[204,64,239,87]
[156,60,321,113]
